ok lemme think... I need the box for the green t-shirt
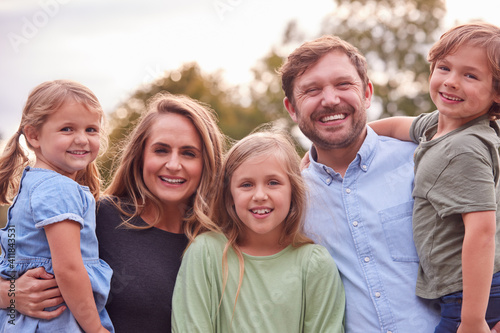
[410,111,500,299]
[172,232,345,333]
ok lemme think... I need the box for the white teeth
[321,114,346,122]
[441,93,463,101]
[160,177,184,184]
[69,151,87,155]
[252,209,271,214]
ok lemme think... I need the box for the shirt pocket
[379,201,419,262]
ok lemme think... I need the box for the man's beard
[297,104,367,150]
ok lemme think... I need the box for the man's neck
[314,129,367,177]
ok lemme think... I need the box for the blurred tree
[98,62,272,187]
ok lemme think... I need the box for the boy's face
[430,44,500,127]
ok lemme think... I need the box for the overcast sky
[0,0,498,143]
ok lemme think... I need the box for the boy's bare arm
[459,210,496,333]
[368,116,415,141]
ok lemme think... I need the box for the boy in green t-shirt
[369,22,500,332]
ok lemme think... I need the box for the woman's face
[142,113,203,209]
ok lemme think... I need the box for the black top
[96,198,189,332]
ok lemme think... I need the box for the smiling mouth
[440,92,463,101]
[159,176,186,184]
[68,150,89,155]
[251,208,272,215]
[320,113,346,123]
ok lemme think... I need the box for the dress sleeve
[172,235,216,333]
[304,245,345,333]
[31,177,87,229]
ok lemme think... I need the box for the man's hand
[1,267,65,319]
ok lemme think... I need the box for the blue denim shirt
[303,127,440,333]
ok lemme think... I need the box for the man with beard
[278,35,440,332]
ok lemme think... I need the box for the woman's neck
[140,202,185,234]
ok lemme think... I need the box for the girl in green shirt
[172,129,345,332]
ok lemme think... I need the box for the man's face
[284,51,372,151]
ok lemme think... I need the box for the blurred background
[0,0,498,224]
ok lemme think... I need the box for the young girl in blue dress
[0,80,113,332]
[172,129,345,332]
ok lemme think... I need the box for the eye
[269,180,280,186]
[437,66,450,72]
[61,127,72,132]
[465,73,478,80]
[86,127,99,133]
[240,182,253,188]
[337,82,352,89]
[154,147,168,154]
[304,87,320,95]
[182,150,197,158]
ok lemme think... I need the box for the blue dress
[0,167,114,332]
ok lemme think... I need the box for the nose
[74,131,89,145]
[443,74,459,89]
[252,185,268,201]
[165,153,181,171]
[321,86,340,108]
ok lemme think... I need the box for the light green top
[172,232,345,333]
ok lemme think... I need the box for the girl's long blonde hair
[212,127,313,317]
[104,92,225,240]
[0,80,106,204]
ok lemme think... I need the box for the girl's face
[430,44,500,128]
[142,113,203,209]
[27,99,101,180]
[230,154,292,246]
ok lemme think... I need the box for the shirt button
[364,257,370,263]
[352,221,358,227]
[387,331,393,333]
[345,188,351,194]
[362,165,367,170]
[375,292,381,298]
[326,178,331,184]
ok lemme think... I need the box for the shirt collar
[308,125,378,184]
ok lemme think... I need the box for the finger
[24,267,54,280]
[39,296,64,309]
[33,278,59,291]
[31,305,66,320]
[39,287,62,300]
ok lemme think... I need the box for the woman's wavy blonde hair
[104,92,225,240]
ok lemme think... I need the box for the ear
[494,93,500,105]
[364,81,374,110]
[23,125,41,149]
[284,97,298,122]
